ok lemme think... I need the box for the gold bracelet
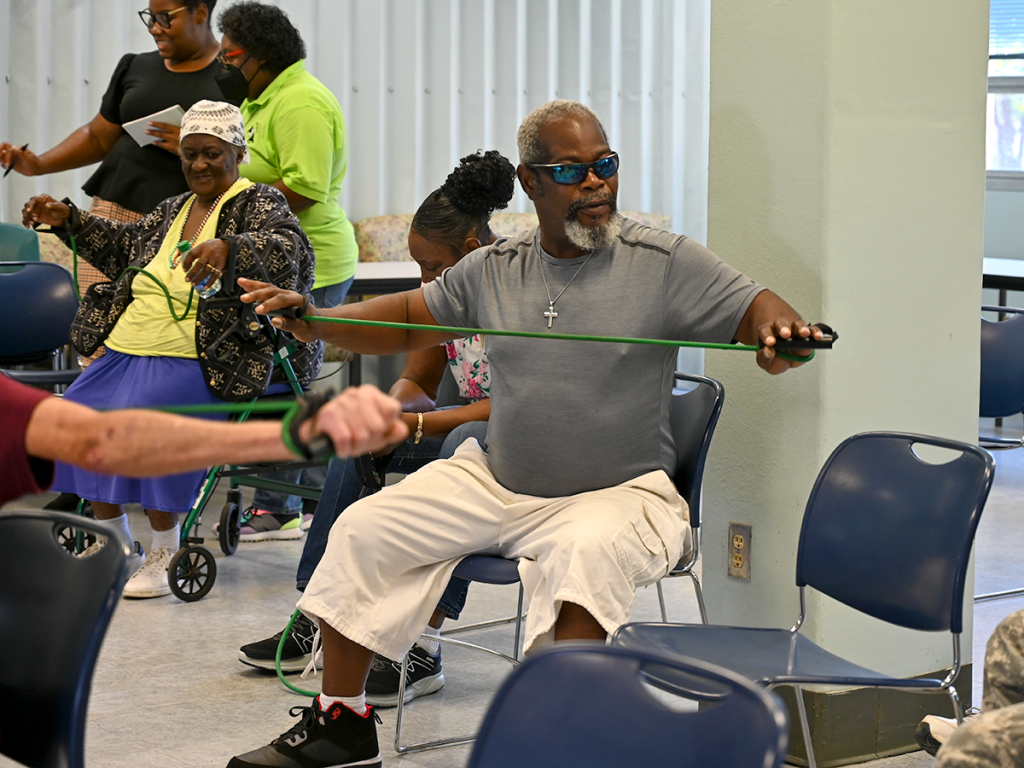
[414,413,424,444]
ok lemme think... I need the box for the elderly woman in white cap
[21,100,319,599]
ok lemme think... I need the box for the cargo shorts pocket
[612,506,684,586]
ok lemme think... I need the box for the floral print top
[444,334,489,402]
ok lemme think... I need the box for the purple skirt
[52,350,228,513]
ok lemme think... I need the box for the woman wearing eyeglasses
[0,1,230,284]
[212,1,360,538]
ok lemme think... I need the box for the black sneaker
[238,613,318,673]
[43,492,81,511]
[364,645,444,708]
[227,698,382,768]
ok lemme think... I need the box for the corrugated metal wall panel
[0,0,710,240]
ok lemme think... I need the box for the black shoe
[227,698,382,768]
[43,492,82,511]
[238,613,318,673]
[364,645,444,708]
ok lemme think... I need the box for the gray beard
[564,210,622,252]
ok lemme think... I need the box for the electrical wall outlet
[727,522,752,581]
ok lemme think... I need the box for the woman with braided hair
[236,150,516,707]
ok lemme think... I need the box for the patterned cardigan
[56,183,324,401]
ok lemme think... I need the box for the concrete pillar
[702,0,989,760]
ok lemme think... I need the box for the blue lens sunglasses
[528,153,619,185]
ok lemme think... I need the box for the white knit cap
[179,100,250,163]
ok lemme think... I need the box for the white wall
[0,0,712,240]
[704,0,988,678]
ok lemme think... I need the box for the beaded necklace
[168,180,235,269]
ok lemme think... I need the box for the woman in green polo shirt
[214,1,357,535]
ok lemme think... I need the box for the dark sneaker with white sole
[239,613,318,673]
[364,645,444,708]
[914,710,980,756]
[227,698,382,768]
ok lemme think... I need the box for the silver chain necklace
[539,251,595,328]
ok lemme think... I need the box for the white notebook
[123,104,185,147]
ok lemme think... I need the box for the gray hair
[517,100,607,165]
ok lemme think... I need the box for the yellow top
[105,178,252,358]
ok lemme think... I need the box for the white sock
[319,693,367,716]
[150,523,180,553]
[416,625,441,656]
[99,513,133,544]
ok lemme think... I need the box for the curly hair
[412,151,516,254]
[517,100,606,165]
[217,1,306,74]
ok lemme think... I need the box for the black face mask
[215,57,252,102]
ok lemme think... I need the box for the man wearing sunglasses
[229,99,822,768]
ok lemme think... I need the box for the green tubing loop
[278,609,320,697]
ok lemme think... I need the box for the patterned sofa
[353,210,672,263]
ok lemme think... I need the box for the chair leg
[656,581,668,623]
[395,585,526,754]
[792,684,818,768]
[947,684,965,724]
[689,571,708,624]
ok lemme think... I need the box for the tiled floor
[3,417,1024,767]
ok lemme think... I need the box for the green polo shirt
[240,60,357,289]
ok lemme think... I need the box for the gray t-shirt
[423,217,763,497]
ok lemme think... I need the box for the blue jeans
[296,420,489,622]
[252,277,354,515]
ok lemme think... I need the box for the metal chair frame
[655,372,725,623]
[614,432,995,768]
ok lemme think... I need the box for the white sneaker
[80,538,146,575]
[122,546,175,599]
[915,709,980,756]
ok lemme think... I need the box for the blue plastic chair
[0,222,41,262]
[655,372,725,623]
[466,644,789,768]
[0,511,131,768]
[979,306,1024,444]
[0,261,80,388]
[974,306,1024,602]
[394,371,725,753]
[613,432,995,768]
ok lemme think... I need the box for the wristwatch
[414,413,424,444]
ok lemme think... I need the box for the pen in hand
[3,143,29,178]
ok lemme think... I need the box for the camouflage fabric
[56,183,323,401]
[937,609,1024,768]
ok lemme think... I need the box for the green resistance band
[277,609,320,697]
[294,314,818,364]
[70,234,196,321]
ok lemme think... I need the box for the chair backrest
[0,261,79,366]
[0,511,130,768]
[0,222,41,263]
[796,432,994,634]
[979,306,1024,418]
[669,372,725,528]
[466,644,788,768]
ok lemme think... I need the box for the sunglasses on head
[138,5,188,30]
[528,153,619,185]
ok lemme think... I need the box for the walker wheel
[55,525,97,556]
[219,499,242,555]
[169,545,217,602]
